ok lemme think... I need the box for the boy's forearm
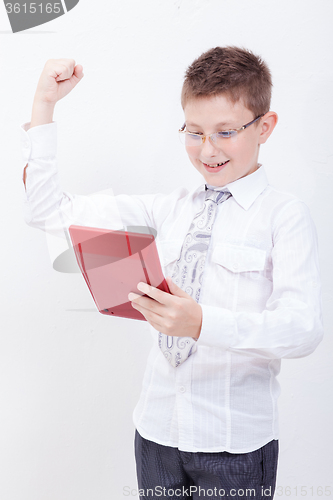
[23,100,56,188]
[23,98,55,186]
[30,99,55,128]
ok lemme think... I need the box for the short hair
[181,46,272,118]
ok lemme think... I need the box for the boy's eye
[186,132,203,143]
[217,130,233,138]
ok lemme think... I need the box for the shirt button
[178,386,186,393]
[232,262,239,270]
[311,281,317,288]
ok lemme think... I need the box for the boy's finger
[136,282,172,305]
[54,63,74,82]
[131,298,164,323]
[129,292,164,314]
[44,59,76,82]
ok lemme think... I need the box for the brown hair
[181,46,272,118]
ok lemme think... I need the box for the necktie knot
[205,187,231,204]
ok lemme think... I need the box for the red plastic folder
[68,225,170,321]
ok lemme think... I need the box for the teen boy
[22,47,323,499]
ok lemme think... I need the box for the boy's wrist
[30,98,55,128]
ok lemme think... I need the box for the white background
[1,1,333,499]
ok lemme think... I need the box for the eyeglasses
[179,115,264,147]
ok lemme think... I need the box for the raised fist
[33,58,84,106]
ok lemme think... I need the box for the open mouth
[206,160,229,168]
[202,160,230,171]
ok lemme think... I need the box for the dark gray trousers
[135,430,278,499]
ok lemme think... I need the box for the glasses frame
[179,114,264,146]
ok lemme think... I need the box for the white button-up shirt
[21,121,324,453]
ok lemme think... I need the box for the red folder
[68,225,170,321]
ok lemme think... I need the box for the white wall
[1,1,332,499]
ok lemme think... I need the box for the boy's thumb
[73,64,84,81]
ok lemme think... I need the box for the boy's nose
[201,136,221,156]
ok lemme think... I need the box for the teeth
[207,160,228,167]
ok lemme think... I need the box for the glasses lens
[215,130,238,144]
[181,133,202,147]
[179,132,186,145]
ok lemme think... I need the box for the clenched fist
[34,58,84,106]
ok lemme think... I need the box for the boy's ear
[258,112,278,145]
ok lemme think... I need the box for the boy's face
[183,94,274,187]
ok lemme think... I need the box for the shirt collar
[205,164,269,210]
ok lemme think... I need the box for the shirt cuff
[21,121,57,161]
[198,304,236,349]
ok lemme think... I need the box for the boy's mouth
[202,159,230,172]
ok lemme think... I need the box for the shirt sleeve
[21,121,160,240]
[198,200,324,359]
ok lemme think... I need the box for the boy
[22,47,323,499]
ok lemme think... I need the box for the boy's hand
[34,58,84,107]
[30,58,84,128]
[128,277,202,339]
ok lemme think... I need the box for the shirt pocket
[211,244,266,274]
